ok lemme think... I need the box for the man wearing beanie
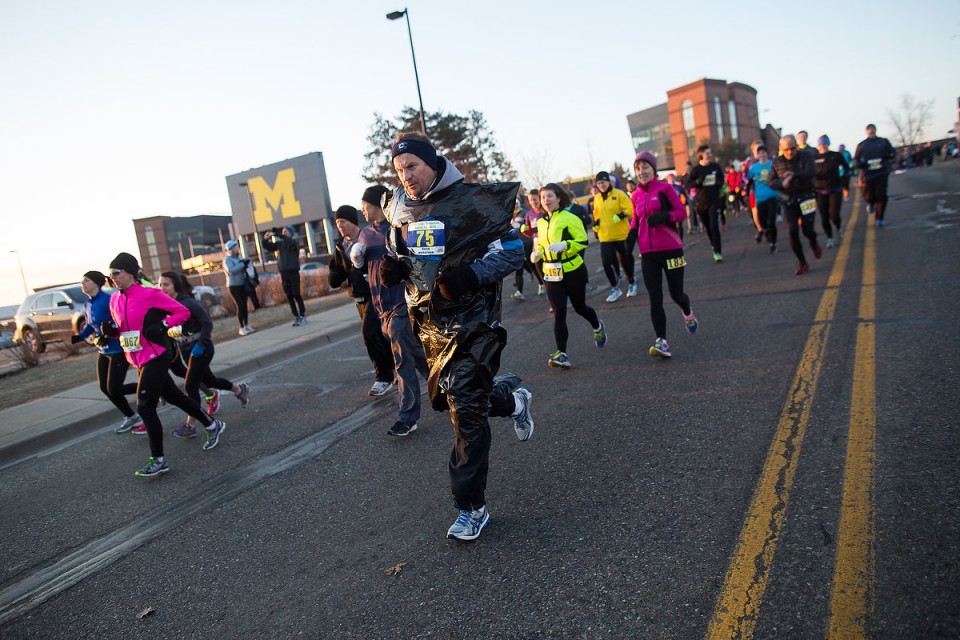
[329,202,396,397]
[379,131,535,541]
[686,145,726,262]
[592,170,637,302]
[263,225,307,325]
[351,188,429,434]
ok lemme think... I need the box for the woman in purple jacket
[628,152,699,359]
[105,253,225,478]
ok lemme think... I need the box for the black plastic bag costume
[386,165,522,511]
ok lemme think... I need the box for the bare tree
[518,145,555,189]
[888,94,935,149]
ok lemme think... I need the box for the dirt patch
[0,292,352,411]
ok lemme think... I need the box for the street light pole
[9,250,28,296]
[238,182,265,267]
[386,8,426,135]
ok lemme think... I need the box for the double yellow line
[706,194,878,639]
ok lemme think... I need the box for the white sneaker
[369,381,393,397]
[605,288,623,303]
[626,283,638,298]
[238,326,249,336]
[246,325,256,334]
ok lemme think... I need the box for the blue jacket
[357,219,406,316]
[78,289,122,354]
[224,254,248,287]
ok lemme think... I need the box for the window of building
[144,226,161,274]
[681,100,695,132]
[714,97,723,141]
[728,100,739,141]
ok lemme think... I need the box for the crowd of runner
[67,123,897,541]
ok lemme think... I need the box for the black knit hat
[361,185,390,207]
[334,205,359,226]
[595,171,611,181]
[109,252,140,276]
[83,270,107,288]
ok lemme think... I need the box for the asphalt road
[1,164,958,639]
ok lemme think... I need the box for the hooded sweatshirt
[109,282,191,368]
[78,289,122,355]
[629,178,686,254]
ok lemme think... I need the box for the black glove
[100,320,119,338]
[70,335,84,344]
[435,265,479,300]
[626,227,638,249]
[380,255,411,287]
[242,258,250,266]
[647,212,670,227]
[94,335,110,348]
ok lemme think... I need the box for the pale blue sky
[2,0,958,306]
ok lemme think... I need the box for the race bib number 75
[406,220,445,256]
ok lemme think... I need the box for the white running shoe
[605,288,623,303]
[369,381,393,397]
[626,283,638,298]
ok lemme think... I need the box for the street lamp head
[386,9,406,20]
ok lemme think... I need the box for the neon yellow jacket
[535,208,588,273]
[592,187,633,242]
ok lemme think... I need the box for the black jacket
[815,150,848,192]
[768,153,816,200]
[262,232,300,272]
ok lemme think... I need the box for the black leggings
[784,201,819,265]
[96,353,137,418]
[280,270,305,317]
[696,202,722,254]
[228,285,248,328]
[757,198,779,245]
[862,176,889,221]
[178,348,234,408]
[600,240,635,287]
[816,191,842,238]
[137,356,213,458]
[545,264,599,352]
[640,250,691,340]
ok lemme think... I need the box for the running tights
[784,203,819,265]
[816,191,843,238]
[96,352,137,418]
[640,250,691,340]
[757,199,779,245]
[696,202,722,255]
[137,357,213,458]
[544,264,599,352]
[600,240,635,288]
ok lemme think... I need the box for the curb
[0,319,361,469]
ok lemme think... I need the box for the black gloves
[380,254,411,287]
[436,265,479,300]
[100,320,119,338]
[647,212,670,227]
[626,227,638,249]
[94,335,110,348]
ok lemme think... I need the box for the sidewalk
[0,300,361,467]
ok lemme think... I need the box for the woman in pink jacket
[105,253,225,478]
[628,152,699,359]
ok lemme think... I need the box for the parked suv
[13,285,89,353]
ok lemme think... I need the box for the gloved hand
[435,265,479,300]
[592,220,601,230]
[94,335,110,348]
[166,325,184,339]
[100,320,119,338]
[242,258,250,266]
[70,335,84,344]
[612,214,624,224]
[547,241,567,253]
[530,249,542,264]
[349,243,366,268]
[380,254,411,287]
[190,343,207,358]
[626,227,638,249]
[647,212,670,227]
